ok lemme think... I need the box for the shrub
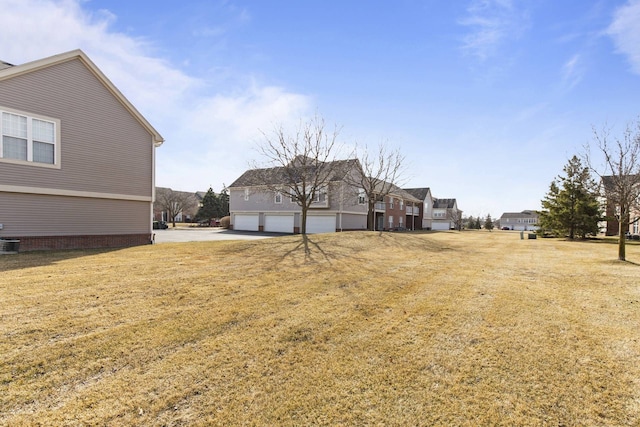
[220,216,230,229]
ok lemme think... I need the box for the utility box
[0,239,20,253]
[528,233,537,239]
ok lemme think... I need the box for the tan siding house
[0,50,163,251]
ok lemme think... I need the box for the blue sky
[2,0,640,218]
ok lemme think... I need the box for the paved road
[152,227,282,243]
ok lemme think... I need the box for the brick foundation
[6,234,152,252]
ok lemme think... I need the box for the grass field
[1,231,639,426]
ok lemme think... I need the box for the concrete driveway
[152,227,281,243]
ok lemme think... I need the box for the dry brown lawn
[1,231,639,426]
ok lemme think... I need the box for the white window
[399,217,403,226]
[389,198,394,209]
[400,200,404,210]
[244,188,249,201]
[388,215,393,227]
[311,186,327,203]
[358,189,366,205]
[275,191,282,204]
[0,108,59,167]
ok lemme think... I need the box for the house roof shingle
[500,210,538,219]
[433,198,457,209]
[229,158,361,188]
[404,187,430,201]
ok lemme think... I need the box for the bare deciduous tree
[155,188,198,227]
[253,115,342,235]
[584,119,640,261]
[344,143,407,231]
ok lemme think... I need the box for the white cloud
[459,0,530,61]
[0,0,312,192]
[561,53,584,91]
[607,0,640,75]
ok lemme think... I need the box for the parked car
[153,220,168,230]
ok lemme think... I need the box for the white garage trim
[264,214,294,233]
[234,214,259,231]
[431,221,450,231]
[307,215,336,234]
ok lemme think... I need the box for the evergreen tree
[196,188,219,223]
[218,186,230,218]
[484,214,494,231]
[474,217,482,230]
[539,156,601,239]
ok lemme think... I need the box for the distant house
[404,187,433,230]
[431,198,462,230]
[404,188,464,231]
[500,210,539,231]
[601,175,640,236]
[229,158,369,233]
[0,50,163,251]
[153,187,200,223]
[372,184,422,231]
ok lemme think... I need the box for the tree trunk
[368,202,375,231]
[301,207,307,235]
[618,219,626,261]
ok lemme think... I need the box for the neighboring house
[404,188,462,231]
[432,198,462,230]
[373,184,422,231]
[229,159,369,233]
[600,175,640,236]
[500,210,539,231]
[0,50,163,251]
[405,187,434,230]
[153,187,200,223]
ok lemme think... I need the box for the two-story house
[405,188,433,230]
[499,210,539,231]
[431,198,462,230]
[601,175,640,236]
[0,50,163,251]
[372,184,422,231]
[229,158,369,233]
[404,188,462,231]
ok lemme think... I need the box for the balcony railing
[375,202,386,211]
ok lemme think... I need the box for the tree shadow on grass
[269,230,453,266]
[279,234,332,264]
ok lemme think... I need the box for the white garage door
[431,221,450,231]
[234,214,259,231]
[264,214,294,233]
[307,215,336,234]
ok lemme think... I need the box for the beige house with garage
[0,50,163,251]
[229,158,369,233]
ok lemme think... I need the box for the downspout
[339,182,343,232]
[150,135,157,242]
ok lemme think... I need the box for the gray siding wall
[230,182,367,214]
[0,192,149,237]
[0,58,153,197]
[339,213,367,230]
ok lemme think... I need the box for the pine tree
[218,186,230,218]
[195,188,219,223]
[484,214,494,231]
[539,156,601,239]
[474,217,482,230]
